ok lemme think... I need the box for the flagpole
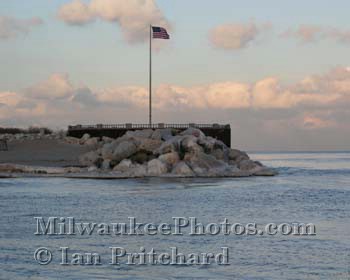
[149,25,152,127]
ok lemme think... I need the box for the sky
[0,0,350,151]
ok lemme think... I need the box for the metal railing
[68,123,230,131]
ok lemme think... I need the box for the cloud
[302,114,335,130]
[0,16,43,40]
[24,73,74,100]
[209,22,271,50]
[0,91,22,107]
[58,0,170,44]
[282,24,350,44]
[57,0,94,25]
[1,67,350,150]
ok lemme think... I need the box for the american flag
[152,26,170,39]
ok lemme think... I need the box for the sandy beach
[0,139,92,167]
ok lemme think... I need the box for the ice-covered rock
[112,141,138,163]
[147,159,168,176]
[79,151,100,166]
[172,161,194,177]
[180,128,205,140]
[137,138,163,153]
[79,133,90,144]
[159,152,180,168]
[84,137,99,147]
[113,159,133,172]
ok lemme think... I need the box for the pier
[68,123,231,147]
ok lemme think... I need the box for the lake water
[0,152,349,279]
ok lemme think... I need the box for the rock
[130,151,152,164]
[172,161,194,177]
[102,159,111,170]
[0,164,25,173]
[159,152,180,168]
[151,129,162,140]
[198,136,217,153]
[87,166,98,172]
[238,159,260,171]
[102,136,114,143]
[185,151,230,176]
[126,129,153,139]
[113,159,132,172]
[137,138,163,153]
[112,141,138,163]
[228,149,249,162]
[180,135,203,155]
[84,137,99,147]
[79,133,90,144]
[253,167,278,176]
[154,140,177,156]
[159,128,173,141]
[79,151,100,166]
[180,128,205,140]
[128,164,148,177]
[101,143,115,160]
[147,159,168,176]
[64,136,80,145]
[64,167,82,173]
[213,139,227,150]
[212,149,225,161]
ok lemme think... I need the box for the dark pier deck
[68,123,231,148]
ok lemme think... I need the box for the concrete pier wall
[68,124,231,148]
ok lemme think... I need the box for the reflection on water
[0,152,349,279]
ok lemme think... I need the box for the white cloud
[209,22,271,50]
[0,16,43,40]
[282,24,350,44]
[58,0,170,43]
[24,73,74,100]
[1,67,350,134]
[58,0,94,25]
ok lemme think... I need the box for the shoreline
[0,128,278,179]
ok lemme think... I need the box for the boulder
[151,129,162,140]
[180,135,203,155]
[159,128,173,141]
[185,151,230,176]
[128,164,148,177]
[253,167,278,176]
[84,137,99,147]
[180,128,205,140]
[238,159,261,171]
[213,139,227,151]
[172,161,194,177]
[137,138,163,153]
[211,148,225,161]
[147,159,168,176]
[159,152,180,168]
[130,151,153,164]
[126,129,153,139]
[101,143,115,160]
[198,136,217,153]
[153,137,180,156]
[113,159,133,172]
[101,159,111,170]
[87,166,98,172]
[112,141,138,163]
[79,151,100,166]
[64,167,82,173]
[228,149,249,162]
[79,133,90,144]
[64,136,80,145]
[102,136,114,143]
